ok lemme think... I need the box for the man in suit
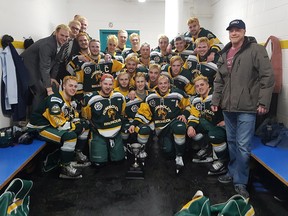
[21,24,70,111]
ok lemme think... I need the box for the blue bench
[251,136,288,186]
[0,140,46,190]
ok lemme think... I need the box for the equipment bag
[0,178,33,216]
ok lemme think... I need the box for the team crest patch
[154,56,160,63]
[149,100,156,107]
[94,102,103,111]
[84,67,92,74]
[51,104,61,113]
[131,105,139,112]
[195,103,202,111]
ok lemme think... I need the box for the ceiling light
[138,0,146,2]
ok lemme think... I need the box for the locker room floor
[23,139,288,216]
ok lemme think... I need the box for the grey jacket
[212,36,274,113]
[21,35,63,88]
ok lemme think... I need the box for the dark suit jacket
[20,35,63,88]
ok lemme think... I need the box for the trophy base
[126,166,145,179]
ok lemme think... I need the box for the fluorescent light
[138,0,146,2]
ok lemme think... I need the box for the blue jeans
[223,111,256,185]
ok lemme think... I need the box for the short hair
[193,74,209,84]
[107,35,118,46]
[76,32,90,41]
[170,55,184,65]
[55,24,70,34]
[101,74,114,82]
[118,29,128,36]
[118,71,129,79]
[149,63,161,72]
[158,74,170,83]
[158,34,169,43]
[75,15,88,23]
[129,33,140,42]
[174,35,185,42]
[140,42,150,50]
[68,20,81,28]
[195,37,210,47]
[134,72,146,81]
[187,17,200,25]
[63,76,77,85]
[90,39,100,44]
[125,53,139,64]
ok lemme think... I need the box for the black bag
[0,127,14,148]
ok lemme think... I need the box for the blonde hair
[169,55,184,65]
[63,76,77,85]
[193,74,209,84]
[149,63,161,72]
[118,29,128,36]
[158,34,169,43]
[54,24,70,34]
[107,35,118,46]
[129,33,140,42]
[195,37,210,48]
[76,32,90,41]
[68,20,81,28]
[187,17,200,25]
[134,72,146,81]
[125,53,139,64]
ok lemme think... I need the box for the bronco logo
[108,108,116,120]
[157,108,167,120]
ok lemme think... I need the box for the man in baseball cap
[226,19,246,30]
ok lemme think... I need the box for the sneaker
[70,161,91,168]
[208,160,227,176]
[75,151,89,163]
[218,174,232,184]
[192,148,213,163]
[59,163,82,179]
[234,185,249,199]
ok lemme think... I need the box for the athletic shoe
[218,174,233,184]
[208,160,227,175]
[192,148,213,163]
[75,150,89,163]
[235,185,249,199]
[59,163,82,179]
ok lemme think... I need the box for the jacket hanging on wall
[0,35,30,121]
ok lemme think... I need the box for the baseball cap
[226,19,246,30]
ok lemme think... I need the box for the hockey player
[81,74,126,167]
[173,35,194,62]
[122,33,141,59]
[187,75,228,175]
[150,34,173,66]
[161,55,196,97]
[129,75,191,174]
[114,71,130,97]
[184,37,220,87]
[168,17,223,62]
[124,73,151,159]
[27,76,90,179]
[146,63,161,92]
[105,34,124,63]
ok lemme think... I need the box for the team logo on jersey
[94,102,103,111]
[195,103,203,111]
[91,70,102,81]
[51,104,61,114]
[154,56,160,63]
[149,100,156,107]
[84,67,92,74]
[131,105,139,113]
[107,108,116,120]
[157,108,167,120]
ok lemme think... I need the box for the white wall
[210,0,288,126]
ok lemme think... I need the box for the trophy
[125,143,145,179]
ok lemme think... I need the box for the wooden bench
[251,136,288,186]
[0,140,46,190]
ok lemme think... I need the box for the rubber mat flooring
[24,141,288,216]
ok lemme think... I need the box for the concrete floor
[25,141,288,216]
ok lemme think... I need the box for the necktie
[62,39,72,64]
